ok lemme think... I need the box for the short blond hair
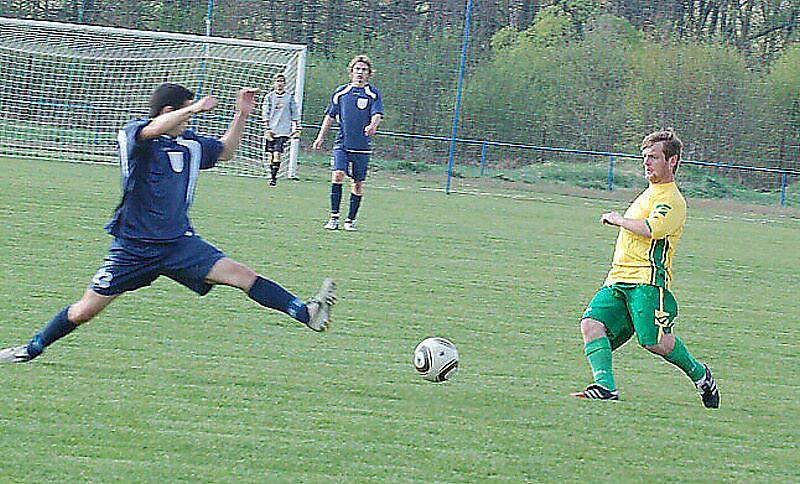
[642,129,683,173]
[348,55,373,74]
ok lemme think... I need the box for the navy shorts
[266,136,289,154]
[331,148,369,182]
[89,234,226,296]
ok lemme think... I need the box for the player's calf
[269,162,280,186]
[269,153,281,186]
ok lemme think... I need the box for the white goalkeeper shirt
[262,91,299,137]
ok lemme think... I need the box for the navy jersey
[325,83,383,153]
[105,119,224,242]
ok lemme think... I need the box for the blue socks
[347,193,362,221]
[331,184,363,221]
[26,280,310,359]
[248,276,309,324]
[330,183,343,215]
[27,306,77,357]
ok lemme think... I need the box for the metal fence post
[479,141,487,176]
[780,172,788,207]
[606,155,615,191]
[445,0,473,195]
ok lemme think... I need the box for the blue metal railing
[17,99,796,206]
[350,127,797,207]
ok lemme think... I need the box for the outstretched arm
[219,88,259,161]
[312,115,335,150]
[600,211,652,238]
[140,96,218,140]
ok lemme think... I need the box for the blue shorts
[89,234,226,296]
[331,148,369,182]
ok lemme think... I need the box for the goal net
[0,17,307,177]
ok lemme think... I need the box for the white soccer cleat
[306,278,337,332]
[323,217,339,230]
[343,219,358,231]
[0,344,36,364]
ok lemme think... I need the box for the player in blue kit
[0,83,336,364]
[312,55,383,231]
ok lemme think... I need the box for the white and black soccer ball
[413,337,459,382]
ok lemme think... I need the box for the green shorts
[582,283,678,349]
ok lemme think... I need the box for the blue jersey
[105,119,224,242]
[325,83,383,153]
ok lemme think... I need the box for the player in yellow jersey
[571,130,719,408]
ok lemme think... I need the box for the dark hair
[273,73,286,82]
[149,83,194,118]
[641,128,684,174]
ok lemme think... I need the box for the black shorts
[266,136,290,154]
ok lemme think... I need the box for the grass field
[1,157,799,482]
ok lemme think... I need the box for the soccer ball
[413,337,459,382]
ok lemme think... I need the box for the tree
[763,43,800,166]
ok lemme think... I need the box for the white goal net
[0,17,307,177]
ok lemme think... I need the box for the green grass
[1,157,799,482]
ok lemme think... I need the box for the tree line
[3,0,798,170]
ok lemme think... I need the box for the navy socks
[28,306,77,357]
[347,193,362,221]
[330,183,343,215]
[248,276,309,324]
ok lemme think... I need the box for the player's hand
[312,137,324,150]
[364,124,378,136]
[290,127,302,138]
[601,211,623,226]
[192,96,218,113]
[236,87,260,115]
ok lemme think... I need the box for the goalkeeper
[0,83,335,364]
[262,73,301,185]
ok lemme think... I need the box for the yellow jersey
[604,182,687,290]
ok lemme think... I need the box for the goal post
[0,17,307,178]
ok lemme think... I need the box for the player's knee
[68,303,98,325]
[644,337,674,356]
[580,318,606,340]
[332,171,345,183]
[352,182,363,195]
[643,342,668,356]
[232,263,257,289]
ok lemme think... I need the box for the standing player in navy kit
[312,55,383,231]
[0,83,336,364]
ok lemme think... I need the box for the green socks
[584,336,704,390]
[585,337,616,391]
[663,336,706,381]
